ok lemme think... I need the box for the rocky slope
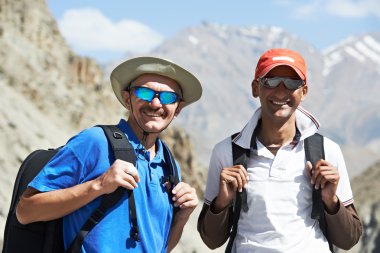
[1,0,379,252]
[336,160,380,253]
[0,0,204,251]
[132,24,380,179]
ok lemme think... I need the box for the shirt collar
[233,106,320,149]
[116,119,163,161]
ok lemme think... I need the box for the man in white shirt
[198,48,362,252]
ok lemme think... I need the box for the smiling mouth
[144,111,163,117]
[271,100,288,106]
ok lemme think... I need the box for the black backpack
[225,132,333,253]
[2,125,180,253]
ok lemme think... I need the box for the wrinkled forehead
[132,73,182,93]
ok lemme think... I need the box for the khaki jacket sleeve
[325,202,363,250]
[197,199,233,249]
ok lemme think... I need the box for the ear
[123,90,131,109]
[301,84,308,101]
[174,101,185,117]
[252,80,259,98]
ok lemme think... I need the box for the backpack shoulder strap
[161,141,180,187]
[225,132,250,253]
[68,125,138,252]
[304,133,324,220]
[304,133,333,252]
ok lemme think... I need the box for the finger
[319,177,328,189]
[311,164,321,185]
[305,161,313,179]
[229,177,239,192]
[123,163,140,183]
[172,185,195,202]
[236,167,248,188]
[220,170,233,185]
[233,164,249,178]
[221,170,239,190]
[316,159,332,167]
[233,172,243,192]
[313,173,323,189]
[174,191,198,208]
[172,182,195,198]
[320,166,339,180]
[164,181,172,192]
[115,177,137,190]
[118,171,138,188]
[320,172,339,185]
[178,197,199,208]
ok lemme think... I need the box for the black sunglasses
[258,77,305,90]
[130,86,181,105]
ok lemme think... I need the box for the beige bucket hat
[110,56,202,108]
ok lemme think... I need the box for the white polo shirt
[204,107,353,253]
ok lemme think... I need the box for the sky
[47,0,380,63]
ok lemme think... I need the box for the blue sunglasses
[130,86,181,105]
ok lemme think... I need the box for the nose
[276,82,289,92]
[150,96,162,107]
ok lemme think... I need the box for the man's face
[123,73,184,134]
[252,65,308,122]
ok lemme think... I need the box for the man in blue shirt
[16,56,203,252]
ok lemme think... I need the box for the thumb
[164,181,172,194]
[306,161,313,178]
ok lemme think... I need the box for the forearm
[197,199,232,249]
[167,212,188,252]
[325,202,363,250]
[16,178,103,224]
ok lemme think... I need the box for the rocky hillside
[336,160,380,253]
[0,0,205,251]
[1,0,379,252]
[124,24,380,179]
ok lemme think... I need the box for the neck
[127,119,159,151]
[258,115,296,148]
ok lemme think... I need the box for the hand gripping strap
[67,125,137,253]
[225,133,250,253]
[304,133,324,220]
[304,133,333,252]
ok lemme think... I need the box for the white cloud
[58,8,164,54]
[326,0,380,18]
[293,0,321,19]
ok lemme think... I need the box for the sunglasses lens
[133,87,179,104]
[134,87,155,102]
[284,79,304,90]
[260,77,304,90]
[160,92,178,104]
[264,78,282,88]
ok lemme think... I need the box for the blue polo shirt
[29,119,179,252]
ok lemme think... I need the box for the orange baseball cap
[254,48,307,81]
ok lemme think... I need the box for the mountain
[129,23,380,179]
[1,0,379,252]
[110,23,380,252]
[0,0,204,251]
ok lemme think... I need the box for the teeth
[145,112,162,117]
[272,101,287,105]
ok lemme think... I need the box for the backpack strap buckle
[130,227,141,242]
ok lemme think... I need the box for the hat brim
[258,63,306,81]
[110,57,202,108]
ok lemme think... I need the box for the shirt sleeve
[198,137,234,249]
[29,127,107,192]
[204,137,233,205]
[323,137,354,206]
